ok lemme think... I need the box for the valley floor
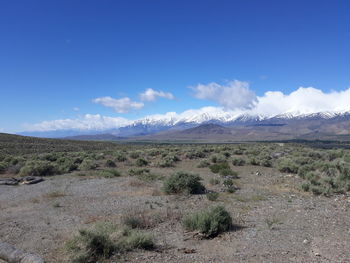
[1,161,350,263]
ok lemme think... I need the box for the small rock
[303,239,309,244]
[314,252,320,256]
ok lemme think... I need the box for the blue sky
[1,0,350,132]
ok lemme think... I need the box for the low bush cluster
[182,206,232,237]
[163,171,205,194]
[66,222,154,263]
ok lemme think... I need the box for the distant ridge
[179,124,232,135]
[20,110,350,140]
[63,133,125,141]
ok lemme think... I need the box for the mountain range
[20,110,350,141]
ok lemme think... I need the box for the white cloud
[250,87,350,116]
[92,96,144,113]
[73,107,80,111]
[139,88,175,102]
[23,114,132,132]
[191,80,257,110]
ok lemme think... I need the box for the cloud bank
[250,87,350,116]
[140,88,175,101]
[23,114,132,132]
[23,84,350,132]
[192,80,257,110]
[92,97,144,113]
[93,89,174,113]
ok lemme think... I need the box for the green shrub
[206,192,219,201]
[138,173,164,182]
[260,158,272,167]
[0,161,8,174]
[197,159,210,168]
[115,153,127,162]
[157,156,179,167]
[182,206,232,237]
[19,160,59,176]
[277,159,298,173]
[66,222,154,263]
[301,182,310,192]
[185,150,206,159]
[105,159,116,167]
[310,185,325,195]
[209,162,230,173]
[298,164,313,178]
[226,186,236,193]
[232,158,245,166]
[222,152,231,158]
[219,168,238,177]
[79,158,98,171]
[129,151,141,159]
[123,216,143,229]
[136,158,148,167]
[123,230,155,250]
[7,163,23,174]
[98,169,121,178]
[148,149,161,156]
[249,158,260,166]
[66,228,115,263]
[166,154,180,162]
[209,178,220,185]
[56,158,79,173]
[211,154,226,163]
[128,168,150,176]
[233,148,244,155]
[163,171,205,194]
[223,179,236,193]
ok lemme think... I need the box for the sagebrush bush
[128,168,150,176]
[157,155,179,168]
[56,158,79,173]
[129,151,141,159]
[209,162,230,174]
[209,178,220,185]
[219,168,238,177]
[206,192,219,201]
[66,224,116,263]
[98,169,121,178]
[223,178,236,193]
[136,158,148,167]
[249,157,260,166]
[232,158,245,166]
[210,154,226,164]
[19,160,59,176]
[115,153,127,162]
[123,229,155,250]
[79,158,98,171]
[182,206,232,237]
[105,159,116,167]
[277,158,299,174]
[163,171,205,194]
[185,150,206,159]
[0,161,8,174]
[197,159,210,168]
[66,222,154,263]
[260,158,272,167]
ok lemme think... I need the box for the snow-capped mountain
[19,110,350,139]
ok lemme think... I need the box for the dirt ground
[1,160,350,263]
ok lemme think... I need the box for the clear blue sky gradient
[1,0,350,132]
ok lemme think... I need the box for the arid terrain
[1,134,350,263]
